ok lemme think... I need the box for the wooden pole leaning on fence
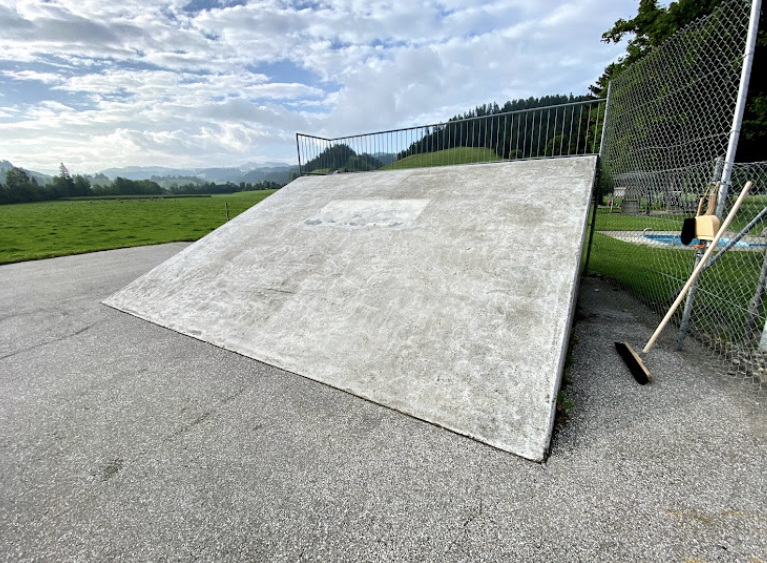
[643,181,753,354]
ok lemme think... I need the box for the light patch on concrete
[304,199,430,229]
[104,157,597,461]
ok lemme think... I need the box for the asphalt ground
[1,243,766,562]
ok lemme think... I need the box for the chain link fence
[592,0,766,392]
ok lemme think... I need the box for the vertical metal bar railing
[295,99,606,176]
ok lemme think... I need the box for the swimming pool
[643,233,765,248]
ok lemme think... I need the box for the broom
[616,181,753,384]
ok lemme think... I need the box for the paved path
[1,244,766,562]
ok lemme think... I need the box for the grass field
[0,190,277,265]
[3,174,764,349]
[383,147,501,169]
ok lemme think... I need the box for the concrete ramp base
[105,157,597,461]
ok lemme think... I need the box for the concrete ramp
[105,157,597,461]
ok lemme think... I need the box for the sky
[0,0,637,174]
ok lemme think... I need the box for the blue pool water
[643,233,765,248]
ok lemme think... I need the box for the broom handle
[697,183,715,216]
[643,181,753,354]
[705,187,717,216]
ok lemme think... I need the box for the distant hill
[193,167,246,183]
[99,166,183,180]
[100,162,298,185]
[0,159,52,186]
[383,147,501,169]
[240,166,296,185]
[372,153,397,166]
[1,159,297,188]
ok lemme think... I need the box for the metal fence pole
[295,133,303,177]
[583,165,602,275]
[716,0,762,217]
[677,248,705,350]
[675,0,762,350]
[597,82,612,158]
[583,82,613,275]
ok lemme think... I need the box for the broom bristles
[615,341,653,384]
[680,217,696,246]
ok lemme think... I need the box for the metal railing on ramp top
[296,99,606,177]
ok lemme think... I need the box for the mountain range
[100,161,297,184]
[1,160,298,186]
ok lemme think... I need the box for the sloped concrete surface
[1,246,766,562]
[104,158,597,461]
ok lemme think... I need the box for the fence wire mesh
[296,99,605,176]
[593,0,765,393]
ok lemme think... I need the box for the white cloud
[1,70,63,83]
[0,0,636,172]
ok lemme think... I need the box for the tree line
[167,180,282,195]
[0,164,283,205]
[396,94,595,161]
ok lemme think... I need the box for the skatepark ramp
[105,157,597,461]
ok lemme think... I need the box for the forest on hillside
[301,94,606,174]
[0,163,283,206]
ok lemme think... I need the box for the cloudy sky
[0,0,636,174]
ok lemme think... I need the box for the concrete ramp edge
[104,157,598,461]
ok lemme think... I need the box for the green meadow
[0,190,277,265]
[3,163,764,346]
[383,147,502,169]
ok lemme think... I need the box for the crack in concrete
[445,500,484,553]
[162,386,248,443]
[0,319,105,361]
